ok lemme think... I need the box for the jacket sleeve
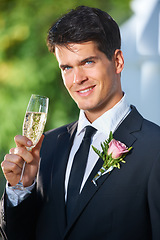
[148,152,160,240]
[0,187,37,240]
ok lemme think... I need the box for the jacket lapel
[113,105,143,146]
[64,106,143,237]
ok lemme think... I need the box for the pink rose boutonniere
[92,132,132,186]
[108,139,130,158]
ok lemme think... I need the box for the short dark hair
[47,6,121,60]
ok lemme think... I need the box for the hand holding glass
[12,94,49,192]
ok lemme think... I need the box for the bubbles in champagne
[23,112,47,147]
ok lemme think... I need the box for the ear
[114,49,124,74]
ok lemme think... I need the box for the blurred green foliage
[0,0,132,195]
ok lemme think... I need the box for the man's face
[55,41,123,122]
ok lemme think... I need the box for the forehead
[55,41,100,62]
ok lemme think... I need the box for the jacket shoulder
[141,118,160,141]
[44,121,77,137]
[40,121,77,155]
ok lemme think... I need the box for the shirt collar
[77,94,131,136]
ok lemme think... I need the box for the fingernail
[27,141,32,146]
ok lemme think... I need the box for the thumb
[34,134,45,152]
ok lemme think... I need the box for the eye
[85,60,94,65]
[61,66,72,72]
[65,66,72,70]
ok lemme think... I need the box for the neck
[84,92,124,123]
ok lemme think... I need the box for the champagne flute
[12,94,49,192]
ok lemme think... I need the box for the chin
[76,103,92,111]
[76,100,96,110]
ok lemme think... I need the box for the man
[1,5,160,240]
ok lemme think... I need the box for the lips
[76,85,95,96]
[79,87,94,93]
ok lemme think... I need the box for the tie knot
[83,126,97,140]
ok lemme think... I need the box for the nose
[73,67,87,84]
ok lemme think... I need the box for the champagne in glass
[12,94,49,192]
[23,111,47,150]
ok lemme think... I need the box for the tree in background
[0,0,132,196]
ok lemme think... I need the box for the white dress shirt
[6,94,131,206]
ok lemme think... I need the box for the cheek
[62,74,73,91]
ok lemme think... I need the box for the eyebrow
[59,56,98,69]
[59,64,71,69]
[80,56,98,64]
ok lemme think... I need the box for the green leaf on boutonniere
[92,131,132,186]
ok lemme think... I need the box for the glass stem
[19,161,26,183]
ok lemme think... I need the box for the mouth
[77,86,95,95]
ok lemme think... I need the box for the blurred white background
[121,0,160,125]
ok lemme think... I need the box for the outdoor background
[0,0,133,198]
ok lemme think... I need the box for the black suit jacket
[1,106,160,240]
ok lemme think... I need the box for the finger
[14,147,34,164]
[1,159,23,186]
[9,145,34,164]
[2,159,22,175]
[4,153,24,169]
[14,135,33,148]
[9,148,16,154]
